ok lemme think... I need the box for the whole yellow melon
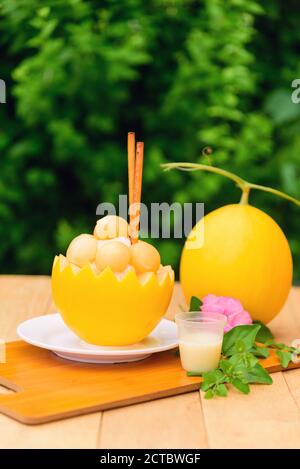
[180,204,293,323]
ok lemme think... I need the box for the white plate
[17,314,178,364]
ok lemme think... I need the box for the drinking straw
[127,132,135,212]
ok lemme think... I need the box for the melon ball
[130,241,161,273]
[94,215,129,240]
[97,236,131,249]
[96,241,131,272]
[66,234,97,268]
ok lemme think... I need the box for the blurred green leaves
[265,89,300,125]
[0,0,299,280]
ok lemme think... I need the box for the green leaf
[222,324,261,356]
[234,339,247,354]
[231,378,250,394]
[271,342,295,352]
[231,363,252,382]
[216,383,228,397]
[187,371,202,376]
[204,389,215,399]
[243,352,259,368]
[228,351,258,369]
[201,369,225,391]
[219,359,233,374]
[250,345,270,358]
[189,296,202,311]
[246,363,273,384]
[253,321,274,343]
[270,342,286,349]
[264,89,300,125]
[276,350,292,368]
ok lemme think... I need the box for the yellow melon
[52,255,174,346]
[180,204,293,323]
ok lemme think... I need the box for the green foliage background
[0,0,299,280]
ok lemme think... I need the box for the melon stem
[247,182,300,206]
[240,186,250,205]
[161,162,300,207]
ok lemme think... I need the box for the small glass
[175,312,227,373]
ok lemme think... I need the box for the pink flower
[201,294,252,332]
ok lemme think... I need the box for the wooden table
[0,275,299,449]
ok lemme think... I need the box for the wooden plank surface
[0,276,299,448]
[200,370,300,449]
[0,275,102,449]
[200,288,300,449]
[0,411,101,449]
[0,276,52,341]
[99,393,207,449]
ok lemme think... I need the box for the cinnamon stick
[131,141,144,244]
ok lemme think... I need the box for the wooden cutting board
[0,340,299,425]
